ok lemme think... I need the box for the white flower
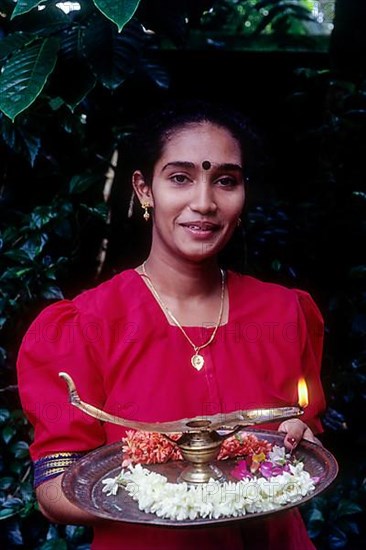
[268,445,289,465]
[101,476,120,496]
[101,446,318,521]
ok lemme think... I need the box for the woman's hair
[128,99,259,185]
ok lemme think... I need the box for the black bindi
[202,160,211,171]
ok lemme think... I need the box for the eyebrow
[161,161,243,172]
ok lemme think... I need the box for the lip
[179,221,221,240]
[180,221,221,231]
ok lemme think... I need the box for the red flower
[121,430,273,466]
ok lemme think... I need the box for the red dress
[17,270,325,550]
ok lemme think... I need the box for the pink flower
[231,460,252,480]
[259,461,288,479]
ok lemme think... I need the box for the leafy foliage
[0,1,327,120]
[200,0,324,37]
[11,0,44,20]
[92,0,141,32]
[0,2,145,120]
[0,36,59,121]
[241,57,366,548]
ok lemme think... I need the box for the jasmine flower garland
[101,455,319,521]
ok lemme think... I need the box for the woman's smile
[179,220,222,240]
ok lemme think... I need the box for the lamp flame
[298,377,309,408]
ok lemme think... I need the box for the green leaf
[307,507,324,523]
[328,526,348,548]
[19,501,37,518]
[306,505,325,538]
[48,96,64,111]
[142,58,170,89]
[0,346,6,364]
[93,0,141,32]
[0,110,41,165]
[10,462,24,475]
[0,37,60,121]
[0,267,33,280]
[0,409,10,424]
[39,540,68,550]
[336,499,363,517]
[20,233,48,260]
[82,17,143,89]
[30,206,58,229]
[65,524,87,540]
[80,202,108,220]
[68,173,100,194]
[10,440,29,459]
[0,508,18,520]
[341,520,360,536]
[0,32,34,61]
[19,482,35,505]
[55,25,97,109]
[0,226,18,245]
[0,476,14,490]
[7,520,23,545]
[11,0,44,19]
[10,409,28,422]
[3,249,31,263]
[41,286,64,300]
[2,426,16,444]
[2,497,23,510]
[271,259,282,272]
[22,132,41,167]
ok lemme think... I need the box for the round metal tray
[62,430,338,527]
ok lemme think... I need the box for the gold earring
[142,202,151,221]
[237,217,242,227]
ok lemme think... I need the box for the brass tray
[62,430,338,527]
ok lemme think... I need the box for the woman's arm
[36,474,103,525]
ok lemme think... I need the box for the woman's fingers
[302,425,318,443]
[278,419,320,450]
[279,419,305,450]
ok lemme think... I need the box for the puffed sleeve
[17,300,106,486]
[295,289,326,434]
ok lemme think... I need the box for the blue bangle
[33,451,85,488]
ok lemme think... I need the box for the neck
[142,255,222,300]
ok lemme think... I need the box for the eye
[215,176,238,187]
[170,174,191,184]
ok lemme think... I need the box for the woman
[17,100,326,549]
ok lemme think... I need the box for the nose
[189,181,217,215]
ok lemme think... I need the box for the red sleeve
[17,300,106,462]
[295,289,326,434]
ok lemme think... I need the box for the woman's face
[136,122,245,264]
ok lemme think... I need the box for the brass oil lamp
[59,372,308,484]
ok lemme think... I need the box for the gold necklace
[141,262,226,371]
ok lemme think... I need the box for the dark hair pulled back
[128,99,259,185]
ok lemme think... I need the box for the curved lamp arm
[59,371,303,434]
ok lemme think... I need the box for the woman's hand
[278,419,322,451]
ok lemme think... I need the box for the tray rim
[62,428,339,527]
